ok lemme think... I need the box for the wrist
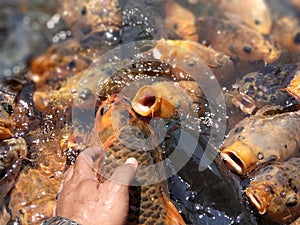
[41,216,81,225]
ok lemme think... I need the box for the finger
[63,164,74,183]
[81,147,104,168]
[71,152,98,182]
[107,157,138,186]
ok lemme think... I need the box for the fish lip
[246,190,267,215]
[132,86,157,117]
[220,149,245,175]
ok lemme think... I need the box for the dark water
[0,0,299,224]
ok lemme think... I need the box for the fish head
[245,183,273,214]
[220,140,258,175]
[131,85,163,117]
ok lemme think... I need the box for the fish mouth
[220,149,246,175]
[132,86,158,117]
[0,124,12,140]
[245,189,267,214]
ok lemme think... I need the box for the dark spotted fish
[232,63,298,114]
[216,0,272,35]
[196,17,280,63]
[245,157,300,224]
[220,105,300,175]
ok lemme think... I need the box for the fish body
[94,93,185,225]
[217,0,272,35]
[196,17,280,63]
[232,63,297,114]
[0,137,27,199]
[60,0,121,44]
[149,39,239,86]
[164,1,197,41]
[220,106,300,175]
[272,16,300,53]
[245,157,300,224]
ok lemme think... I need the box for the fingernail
[125,157,138,166]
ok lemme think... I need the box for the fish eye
[254,19,261,25]
[293,32,300,45]
[286,195,298,208]
[243,46,252,54]
[1,102,13,115]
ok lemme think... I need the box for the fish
[60,0,122,45]
[147,39,239,86]
[0,137,27,199]
[196,17,281,63]
[220,105,300,175]
[93,92,186,225]
[164,0,198,41]
[88,60,193,225]
[231,63,298,114]
[272,16,300,53]
[286,70,300,102]
[216,0,272,35]
[245,157,300,224]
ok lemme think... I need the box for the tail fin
[162,194,186,225]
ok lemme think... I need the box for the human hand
[55,147,138,225]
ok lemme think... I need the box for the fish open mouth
[245,190,267,214]
[220,149,246,175]
[132,86,157,116]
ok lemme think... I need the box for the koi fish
[91,60,190,225]
[148,39,239,86]
[232,63,298,114]
[245,157,300,224]
[196,17,280,63]
[94,93,186,225]
[220,105,300,175]
[217,0,272,35]
[272,16,300,53]
[60,0,121,43]
[164,0,198,41]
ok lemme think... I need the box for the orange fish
[164,0,198,41]
[217,0,272,35]
[147,39,239,86]
[92,61,187,225]
[196,17,280,63]
[272,16,300,53]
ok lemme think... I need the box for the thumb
[107,157,138,186]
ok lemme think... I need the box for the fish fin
[162,193,186,225]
